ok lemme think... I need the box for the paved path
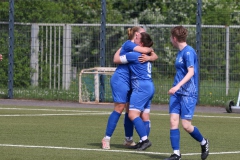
[0,99,227,114]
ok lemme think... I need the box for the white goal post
[79,67,116,104]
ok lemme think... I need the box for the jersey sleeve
[125,52,139,63]
[184,50,195,68]
[122,41,138,52]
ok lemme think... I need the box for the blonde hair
[127,26,141,40]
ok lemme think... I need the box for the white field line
[0,107,112,116]
[0,107,240,119]
[0,107,107,113]
[0,143,239,156]
[0,113,111,117]
[0,108,240,156]
[152,113,240,119]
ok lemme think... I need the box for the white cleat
[123,138,136,146]
[102,137,110,149]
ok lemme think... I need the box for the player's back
[125,51,152,80]
[115,40,137,74]
[125,51,155,100]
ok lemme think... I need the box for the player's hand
[168,86,180,95]
[138,54,149,63]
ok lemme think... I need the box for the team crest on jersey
[187,51,190,55]
[178,57,183,63]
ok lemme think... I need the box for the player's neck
[178,42,187,51]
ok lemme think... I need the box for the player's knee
[128,111,140,121]
[114,104,125,113]
[181,120,193,133]
[141,113,149,121]
[170,117,179,127]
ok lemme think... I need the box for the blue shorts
[129,79,154,112]
[169,94,197,120]
[110,72,131,103]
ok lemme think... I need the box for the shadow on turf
[88,143,168,159]
[147,154,168,159]
[127,153,167,160]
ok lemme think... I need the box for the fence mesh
[0,0,240,106]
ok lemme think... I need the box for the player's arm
[113,47,121,64]
[0,54,2,61]
[114,52,137,64]
[138,51,158,63]
[168,67,194,95]
[133,46,153,54]
[113,47,128,64]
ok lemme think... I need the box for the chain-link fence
[0,0,240,106]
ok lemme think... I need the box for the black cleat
[136,139,152,151]
[164,154,181,160]
[128,141,142,149]
[201,139,209,160]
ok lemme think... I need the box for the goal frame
[79,67,116,104]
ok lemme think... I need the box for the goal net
[79,67,116,104]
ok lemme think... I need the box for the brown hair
[171,25,188,42]
[127,26,142,40]
[140,32,153,47]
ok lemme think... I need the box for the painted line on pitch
[152,113,240,119]
[0,107,109,113]
[0,107,239,119]
[1,112,239,119]
[0,144,239,156]
[0,112,112,117]
[0,143,170,155]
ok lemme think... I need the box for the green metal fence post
[100,0,106,102]
[8,0,14,99]
[196,0,202,103]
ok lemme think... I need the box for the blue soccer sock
[143,120,151,136]
[189,126,204,142]
[170,129,180,150]
[124,113,134,139]
[105,111,121,137]
[132,117,147,141]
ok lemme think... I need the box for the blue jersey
[113,40,137,81]
[110,40,137,103]
[173,45,199,96]
[120,51,155,112]
[120,40,137,56]
[121,51,152,80]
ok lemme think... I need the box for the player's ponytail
[127,26,141,40]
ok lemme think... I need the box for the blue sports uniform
[111,40,137,103]
[104,40,137,139]
[169,45,199,120]
[120,51,155,112]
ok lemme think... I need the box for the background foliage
[0,0,240,106]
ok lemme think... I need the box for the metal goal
[79,67,116,104]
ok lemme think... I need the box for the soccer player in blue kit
[164,26,209,160]
[102,26,158,150]
[114,32,156,151]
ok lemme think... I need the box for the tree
[201,0,240,25]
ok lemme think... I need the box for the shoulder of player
[183,46,196,55]
[122,40,136,47]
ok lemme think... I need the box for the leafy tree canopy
[0,0,239,25]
